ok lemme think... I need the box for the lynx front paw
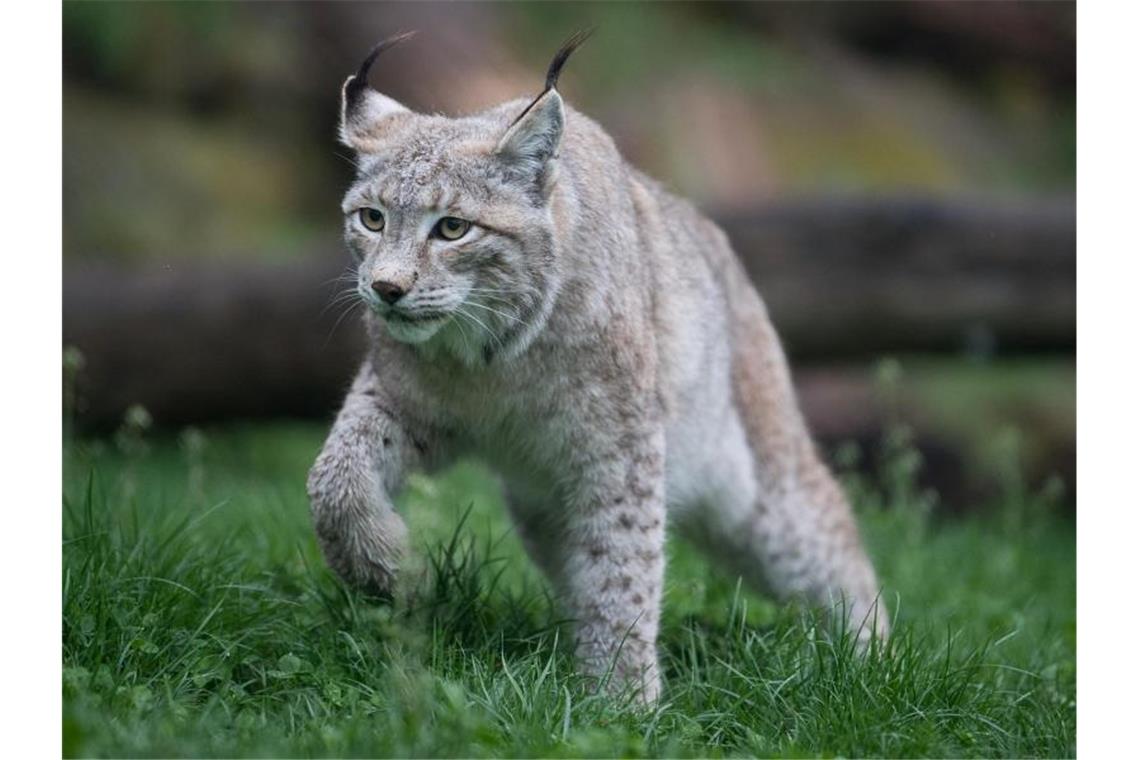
[307,458,408,596]
[581,649,662,705]
[846,593,890,650]
[615,658,662,705]
[312,502,408,597]
[577,626,663,704]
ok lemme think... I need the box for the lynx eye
[358,207,385,232]
[434,216,471,241]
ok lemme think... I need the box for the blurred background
[62,1,1075,515]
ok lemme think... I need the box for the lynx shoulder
[307,31,886,702]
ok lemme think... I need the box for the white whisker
[322,300,364,350]
[450,307,474,357]
[455,304,504,352]
[465,300,525,325]
[319,287,364,319]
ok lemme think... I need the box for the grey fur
[308,38,887,702]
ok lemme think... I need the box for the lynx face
[338,35,569,363]
[341,115,557,358]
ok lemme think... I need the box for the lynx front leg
[560,430,667,703]
[306,365,421,596]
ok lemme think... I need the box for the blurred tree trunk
[63,195,1073,429]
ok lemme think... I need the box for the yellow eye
[359,208,385,232]
[435,216,471,241]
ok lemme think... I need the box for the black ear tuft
[506,28,594,131]
[544,27,595,92]
[344,31,418,115]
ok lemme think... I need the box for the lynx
[307,31,886,702]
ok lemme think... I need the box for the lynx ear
[339,32,416,151]
[495,29,592,193]
[495,89,565,180]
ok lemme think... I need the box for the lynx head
[338,30,591,364]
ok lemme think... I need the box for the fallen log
[63,195,1074,429]
[724,195,1074,357]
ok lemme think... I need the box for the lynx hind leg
[759,466,888,643]
[710,291,888,643]
[683,466,887,645]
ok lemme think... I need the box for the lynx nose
[371,280,407,305]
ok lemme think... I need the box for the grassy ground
[62,422,1075,758]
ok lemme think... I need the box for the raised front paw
[313,504,408,597]
[307,460,408,597]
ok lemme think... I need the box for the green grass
[63,423,1075,758]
